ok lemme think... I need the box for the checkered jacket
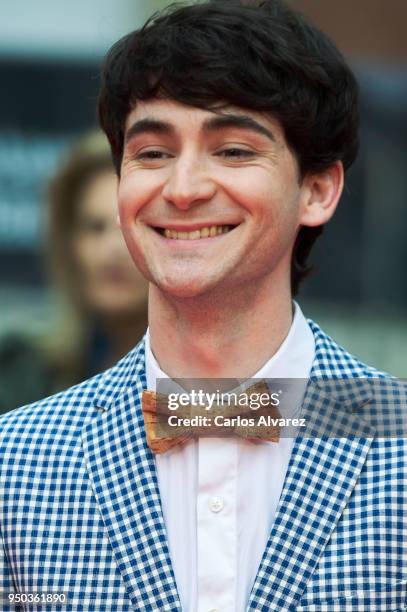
[0,321,406,611]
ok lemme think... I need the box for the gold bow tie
[141,380,281,454]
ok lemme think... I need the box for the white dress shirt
[145,303,315,612]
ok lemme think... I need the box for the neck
[148,276,293,378]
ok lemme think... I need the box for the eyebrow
[202,113,275,142]
[124,118,175,143]
[124,112,275,144]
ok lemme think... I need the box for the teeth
[162,225,232,240]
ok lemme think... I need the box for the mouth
[153,224,238,240]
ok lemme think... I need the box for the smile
[155,225,236,240]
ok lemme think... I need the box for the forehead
[123,98,285,141]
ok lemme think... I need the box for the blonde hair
[43,131,117,381]
[47,130,115,304]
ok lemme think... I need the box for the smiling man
[117,99,339,380]
[1,1,406,611]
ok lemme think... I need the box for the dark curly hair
[98,0,359,294]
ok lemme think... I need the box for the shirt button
[208,496,224,513]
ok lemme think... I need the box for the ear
[299,161,344,227]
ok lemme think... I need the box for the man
[1,1,406,611]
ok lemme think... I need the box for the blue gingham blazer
[0,320,406,611]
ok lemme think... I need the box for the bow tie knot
[141,380,282,454]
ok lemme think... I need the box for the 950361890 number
[7,592,67,604]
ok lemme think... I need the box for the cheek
[118,188,138,227]
[115,204,150,272]
[224,174,278,229]
[120,228,141,267]
[228,171,302,254]
[118,172,161,221]
[221,166,278,208]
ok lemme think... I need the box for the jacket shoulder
[0,338,146,443]
[308,320,407,428]
[307,319,394,379]
[0,371,104,439]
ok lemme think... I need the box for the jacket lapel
[247,334,376,611]
[82,341,182,611]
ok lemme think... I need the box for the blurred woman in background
[0,131,148,413]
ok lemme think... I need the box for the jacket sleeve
[0,525,20,611]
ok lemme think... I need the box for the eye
[136,149,172,161]
[216,147,255,160]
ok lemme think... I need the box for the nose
[161,154,216,210]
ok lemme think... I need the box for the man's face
[118,99,311,298]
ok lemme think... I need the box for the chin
[153,276,215,299]
[160,285,206,299]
